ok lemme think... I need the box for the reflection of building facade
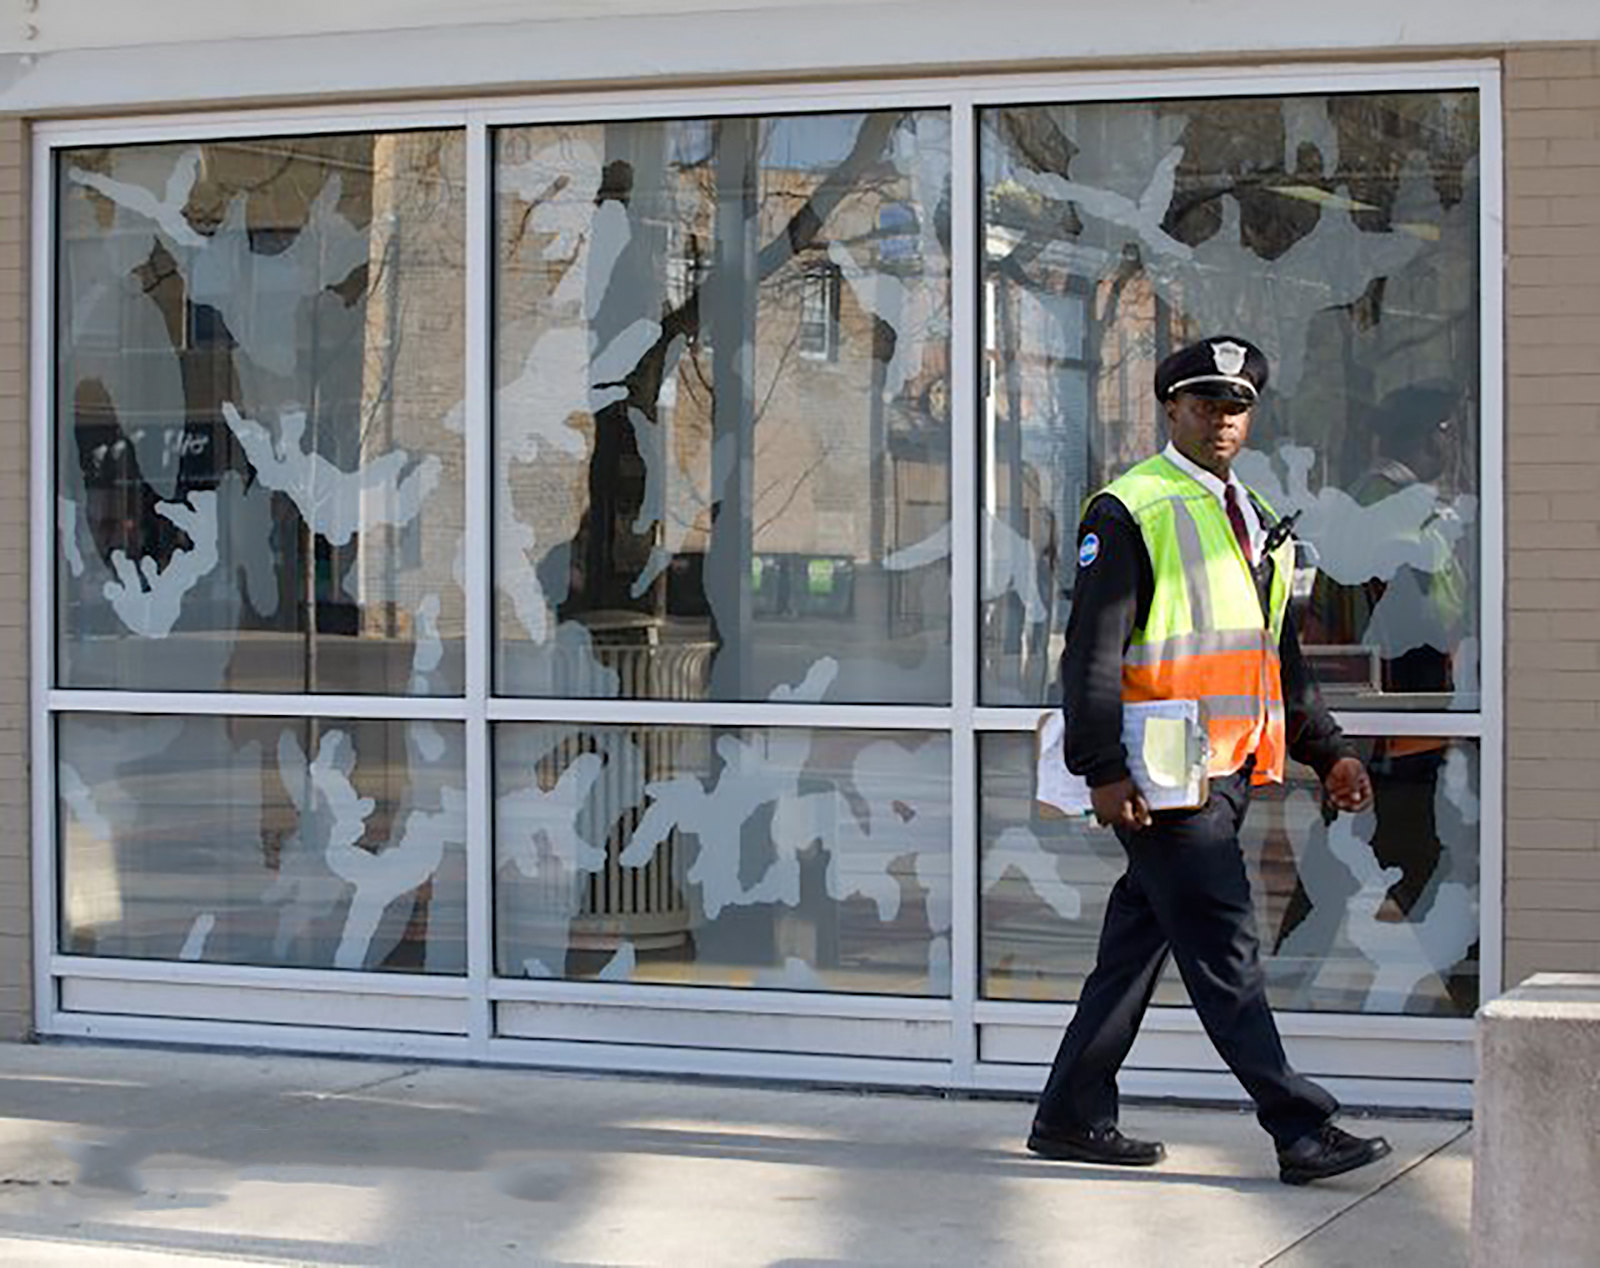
[0,6,1596,1112]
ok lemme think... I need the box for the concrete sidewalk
[0,1042,1470,1267]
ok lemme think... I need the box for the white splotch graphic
[980,512,1048,624]
[618,683,949,985]
[766,657,840,704]
[754,958,831,991]
[982,827,1084,921]
[409,594,445,695]
[620,731,809,918]
[224,471,283,620]
[327,787,465,972]
[1010,129,1430,394]
[69,156,368,379]
[1274,774,1478,1014]
[266,727,464,970]
[179,913,216,962]
[772,738,950,930]
[1016,147,1193,265]
[1235,445,1474,589]
[884,514,1040,627]
[496,139,662,649]
[892,111,955,282]
[58,496,88,578]
[625,365,731,598]
[58,762,117,847]
[883,522,951,574]
[264,729,376,957]
[1235,443,1474,668]
[69,149,207,250]
[221,403,440,549]
[498,752,609,879]
[102,491,220,638]
[59,717,249,957]
[828,240,923,402]
[410,721,448,765]
[1181,193,1426,393]
[597,942,637,982]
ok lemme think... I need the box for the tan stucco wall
[0,118,29,1040]
[1504,44,1600,986]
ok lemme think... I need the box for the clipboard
[1035,701,1211,817]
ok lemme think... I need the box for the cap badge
[1210,340,1248,377]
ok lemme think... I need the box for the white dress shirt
[1162,441,1263,559]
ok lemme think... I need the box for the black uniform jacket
[1060,490,1357,790]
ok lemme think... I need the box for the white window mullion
[948,93,981,1088]
[1476,64,1507,1003]
[31,133,60,1038]
[47,689,470,720]
[485,697,951,729]
[463,115,495,1051]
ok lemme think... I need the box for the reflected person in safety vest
[1028,335,1390,1186]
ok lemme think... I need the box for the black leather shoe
[1277,1123,1392,1185]
[1027,1121,1166,1166]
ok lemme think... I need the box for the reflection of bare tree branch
[751,317,806,440]
[620,110,905,412]
[754,447,831,538]
[504,174,571,259]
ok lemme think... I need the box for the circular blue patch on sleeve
[1078,532,1100,568]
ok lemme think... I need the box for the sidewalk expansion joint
[1257,1125,1471,1267]
[313,1065,426,1100]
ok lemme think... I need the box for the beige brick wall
[1505,44,1600,988]
[0,116,28,1040]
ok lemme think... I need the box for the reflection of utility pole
[705,118,760,700]
[304,217,325,694]
[358,135,403,641]
[996,279,1025,659]
[868,332,887,564]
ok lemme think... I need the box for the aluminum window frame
[30,58,1503,1108]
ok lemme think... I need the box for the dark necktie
[1224,484,1254,565]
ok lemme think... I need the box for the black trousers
[1034,770,1337,1149]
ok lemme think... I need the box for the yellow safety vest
[1100,454,1294,786]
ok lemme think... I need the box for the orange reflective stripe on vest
[1101,455,1295,786]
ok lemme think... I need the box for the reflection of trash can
[794,556,855,619]
[749,554,857,620]
[570,615,714,952]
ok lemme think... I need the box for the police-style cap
[1155,335,1269,404]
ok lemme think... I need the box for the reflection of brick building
[494,119,950,691]
[59,133,467,692]
[358,133,467,655]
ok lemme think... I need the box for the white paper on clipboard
[1035,701,1209,817]
[1034,710,1092,817]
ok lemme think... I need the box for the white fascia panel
[0,0,1581,116]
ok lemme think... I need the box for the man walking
[1028,335,1392,1186]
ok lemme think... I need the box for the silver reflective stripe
[1123,629,1267,665]
[1200,694,1264,720]
[1167,496,1213,632]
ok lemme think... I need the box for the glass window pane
[59,714,466,973]
[980,732,1479,1016]
[979,93,1480,710]
[496,722,951,995]
[57,132,466,694]
[493,112,952,703]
